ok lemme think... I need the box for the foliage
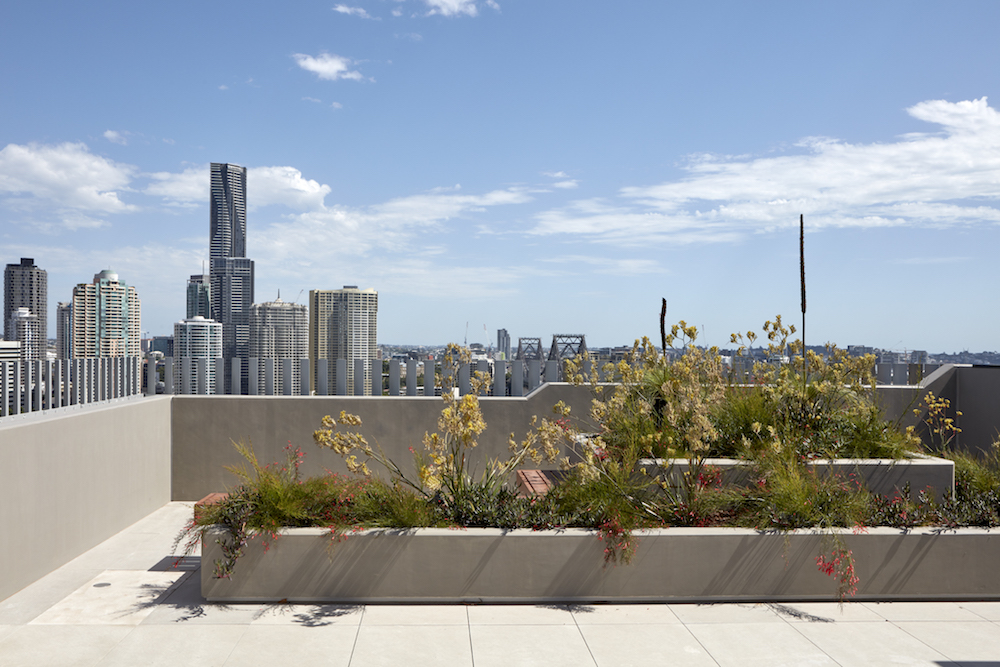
[313,343,569,525]
[178,326,1000,603]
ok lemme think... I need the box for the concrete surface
[3,503,1000,666]
[0,395,172,601]
[201,524,1000,604]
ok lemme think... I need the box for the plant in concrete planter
[313,344,570,526]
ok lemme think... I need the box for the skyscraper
[186,274,211,320]
[71,270,141,357]
[56,302,72,359]
[8,307,41,361]
[249,296,308,395]
[210,163,246,260]
[497,328,511,361]
[173,316,222,394]
[309,286,378,395]
[208,163,254,392]
[4,257,47,346]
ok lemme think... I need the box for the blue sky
[2,1,1000,352]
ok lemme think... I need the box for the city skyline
[3,3,1000,352]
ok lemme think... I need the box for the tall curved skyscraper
[209,163,254,393]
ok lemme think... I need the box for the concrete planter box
[639,453,954,503]
[202,525,999,604]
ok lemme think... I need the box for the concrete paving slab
[570,603,683,625]
[956,601,1000,621]
[862,601,985,622]
[250,603,363,626]
[0,624,15,642]
[29,570,187,626]
[686,621,839,666]
[895,620,1000,662]
[467,604,576,625]
[360,604,469,625]
[140,572,266,625]
[469,624,596,667]
[222,624,358,667]
[94,624,247,667]
[351,624,473,666]
[578,623,716,667]
[770,601,886,622]
[0,565,107,625]
[667,602,784,624]
[793,619,950,665]
[0,625,132,667]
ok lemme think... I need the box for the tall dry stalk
[800,214,807,393]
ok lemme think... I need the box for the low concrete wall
[0,396,172,601]
[170,383,599,501]
[202,526,1000,603]
[641,454,954,503]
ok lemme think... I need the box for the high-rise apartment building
[173,316,222,394]
[4,258,47,345]
[309,286,378,395]
[56,302,72,359]
[8,307,41,361]
[71,270,141,357]
[209,163,254,393]
[210,163,247,260]
[249,297,308,395]
[186,274,211,320]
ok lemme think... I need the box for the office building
[186,275,211,320]
[8,307,42,361]
[71,270,141,357]
[173,316,222,394]
[4,258,46,345]
[249,297,308,395]
[55,302,72,359]
[309,287,378,395]
[151,336,174,357]
[208,163,254,392]
[497,328,511,361]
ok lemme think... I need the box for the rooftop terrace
[3,365,1000,663]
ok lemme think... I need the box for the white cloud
[248,166,331,211]
[543,171,568,178]
[543,255,665,276]
[331,101,343,109]
[103,130,127,145]
[292,52,364,82]
[424,0,478,17]
[333,4,378,19]
[552,180,578,189]
[218,84,228,91]
[145,166,207,207]
[0,142,136,216]
[254,186,534,283]
[302,96,322,103]
[531,97,1000,246]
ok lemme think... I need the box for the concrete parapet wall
[202,525,1000,603]
[170,383,599,501]
[0,396,172,601]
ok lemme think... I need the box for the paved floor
[2,503,1000,666]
